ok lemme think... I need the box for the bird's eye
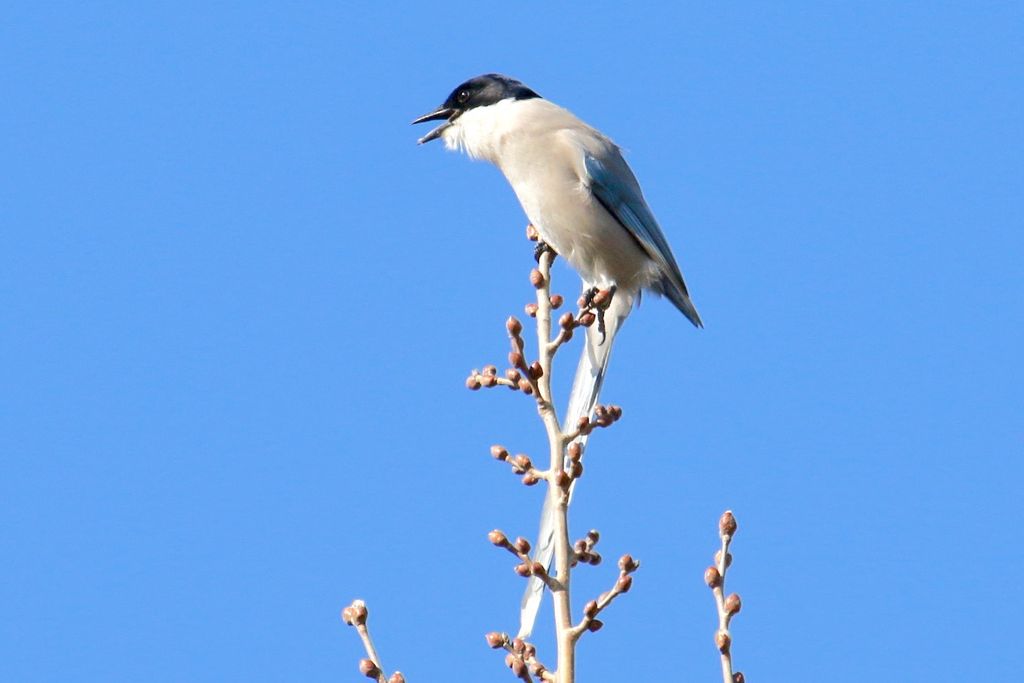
[457,90,470,104]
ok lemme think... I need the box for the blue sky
[2,2,1021,681]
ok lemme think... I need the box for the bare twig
[474,227,636,683]
[341,600,404,683]
[705,511,744,683]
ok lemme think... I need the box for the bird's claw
[534,240,556,262]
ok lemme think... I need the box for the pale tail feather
[517,293,631,638]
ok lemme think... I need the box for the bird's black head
[412,74,541,144]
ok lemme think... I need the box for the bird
[413,73,701,638]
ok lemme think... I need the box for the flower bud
[528,361,543,379]
[506,316,523,335]
[616,574,633,593]
[359,659,380,679]
[554,470,570,488]
[719,510,737,538]
[733,672,745,683]
[531,562,546,576]
[342,601,368,626]
[704,566,722,588]
[714,550,733,568]
[488,530,509,547]
[525,302,539,317]
[490,445,509,461]
[511,637,526,653]
[485,631,506,648]
[579,312,596,327]
[505,653,526,677]
[388,674,405,683]
[514,562,532,577]
[513,454,532,471]
[518,380,534,395]
[521,473,540,486]
[570,462,584,479]
[586,529,599,544]
[549,294,564,308]
[573,539,587,553]
[618,554,639,572]
[724,593,742,616]
[483,364,497,376]
[505,369,522,384]
[559,312,575,329]
[513,537,531,554]
[593,288,612,307]
[584,599,599,617]
[466,376,481,390]
[529,268,544,288]
[715,630,731,653]
[568,442,582,461]
[587,619,604,632]
[587,552,602,566]
[508,351,525,369]
[526,224,539,241]
[481,374,498,388]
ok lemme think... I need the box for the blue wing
[584,153,702,327]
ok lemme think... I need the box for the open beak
[411,106,457,144]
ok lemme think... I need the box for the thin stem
[355,624,387,683]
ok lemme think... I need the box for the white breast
[442,98,659,294]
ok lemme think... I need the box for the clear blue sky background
[2,3,1021,681]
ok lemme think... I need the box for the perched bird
[413,73,701,637]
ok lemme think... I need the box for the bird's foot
[595,285,617,344]
[534,240,557,263]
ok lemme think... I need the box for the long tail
[517,291,632,638]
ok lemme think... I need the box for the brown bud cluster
[511,454,532,473]
[505,652,526,679]
[593,404,623,427]
[341,600,368,627]
[572,528,603,566]
[359,659,380,679]
[618,554,640,573]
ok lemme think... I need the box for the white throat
[441,98,524,164]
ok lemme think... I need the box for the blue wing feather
[584,153,702,327]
